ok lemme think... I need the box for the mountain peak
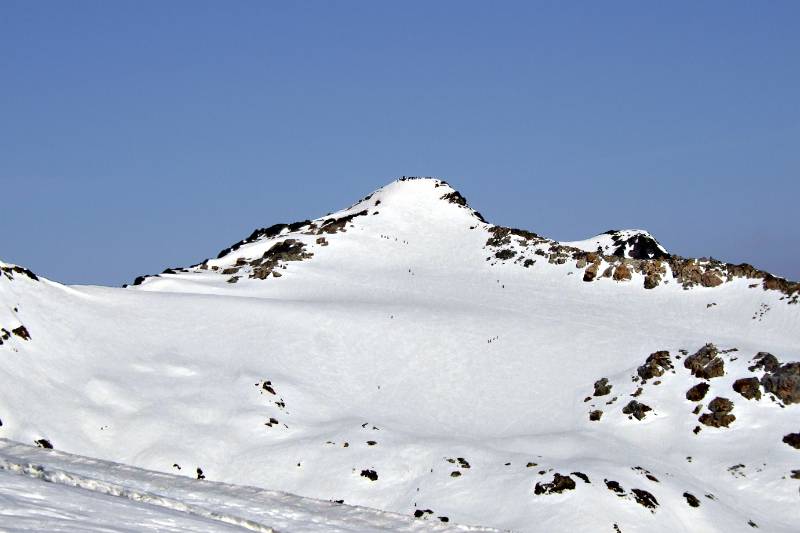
[563,228,669,260]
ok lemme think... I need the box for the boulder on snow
[749,352,780,373]
[783,433,800,449]
[684,344,725,379]
[732,377,761,400]
[686,382,710,401]
[761,362,800,404]
[534,473,576,495]
[637,351,672,381]
[699,397,736,428]
[622,400,652,420]
[593,378,612,396]
[613,264,632,281]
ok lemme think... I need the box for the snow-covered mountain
[1,177,798,532]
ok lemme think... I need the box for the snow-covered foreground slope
[1,178,798,532]
[0,439,492,532]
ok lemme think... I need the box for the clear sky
[2,1,798,286]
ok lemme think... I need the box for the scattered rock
[637,351,672,381]
[699,397,736,427]
[732,377,761,400]
[749,352,780,373]
[604,479,625,496]
[589,410,603,421]
[11,326,30,341]
[686,382,710,401]
[196,467,205,480]
[360,469,378,481]
[783,433,800,449]
[613,264,632,281]
[583,263,599,282]
[34,439,53,449]
[631,488,658,510]
[593,378,612,396]
[683,492,700,507]
[413,509,433,519]
[534,473,576,495]
[684,344,725,379]
[761,363,800,404]
[622,400,652,420]
[450,471,461,478]
[571,471,590,483]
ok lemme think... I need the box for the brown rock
[583,263,598,282]
[684,344,725,379]
[622,400,652,420]
[613,264,632,281]
[686,382,710,401]
[701,271,723,287]
[732,378,761,400]
[761,363,800,405]
[782,433,800,449]
[534,473,576,495]
[638,351,672,381]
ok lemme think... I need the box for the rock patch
[534,473,576,495]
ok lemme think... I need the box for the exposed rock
[732,378,761,401]
[761,363,800,404]
[631,488,658,510]
[701,271,723,287]
[318,210,368,235]
[622,400,652,420]
[708,397,733,413]
[604,479,625,496]
[683,492,700,507]
[196,467,205,480]
[495,249,516,260]
[684,344,725,379]
[783,433,800,449]
[593,378,612,396]
[699,398,736,428]
[643,274,660,289]
[613,264,632,281]
[11,326,30,341]
[583,263,598,282]
[589,410,603,421]
[749,352,780,373]
[534,473,576,495]
[413,509,433,519]
[686,382,710,401]
[360,469,378,481]
[571,472,591,483]
[637,351,672,381]
[34,439,53,449]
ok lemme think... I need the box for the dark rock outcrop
[686,382,710,401]
[749,352,780,373]
[593,378,612,396]
[783,433,800,449]
[699,397,736,428]
[534,473,576,495]
[622,400,652,420]
[684,344,725,379]
[761,363,800,405]
[732,378,761,401]
[637,351,672,381]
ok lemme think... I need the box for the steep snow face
[1,178,799,532]
[564,229,669,260]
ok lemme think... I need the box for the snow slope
[1,178,798,532]
[0,439,491,532]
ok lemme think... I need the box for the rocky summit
[0,177,798,532]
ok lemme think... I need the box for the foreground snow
[1,178,798,531]
[0,440,491,532]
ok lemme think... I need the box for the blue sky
[1,1,798,285]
